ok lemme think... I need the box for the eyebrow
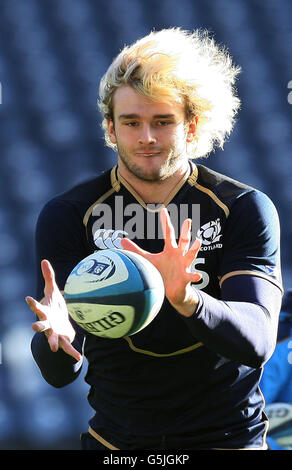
[118,113,176,120]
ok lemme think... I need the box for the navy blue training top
[31,162,283,450]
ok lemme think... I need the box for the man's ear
[107,118,117,144]
[186,117,198,142]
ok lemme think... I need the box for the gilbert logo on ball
[64,249,165,338]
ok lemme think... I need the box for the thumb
[121,238,150,258]
[26,296,47,321]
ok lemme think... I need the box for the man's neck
[117,162,190,205]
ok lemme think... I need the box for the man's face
[107,85,195,182]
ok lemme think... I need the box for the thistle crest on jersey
[197,219,222,246]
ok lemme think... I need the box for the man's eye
[125,121,138,127]
[157,121,171,126]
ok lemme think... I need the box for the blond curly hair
[98,27,241,159]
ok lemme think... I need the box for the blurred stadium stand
[0,0,291,449]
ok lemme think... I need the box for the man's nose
[138,124,156,144]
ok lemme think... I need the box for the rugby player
[26,28,283,450]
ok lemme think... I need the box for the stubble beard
[116,143,186,182]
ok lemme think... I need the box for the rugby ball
[64,249,165,338]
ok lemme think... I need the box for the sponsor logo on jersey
[94,229,127,250]
[197,218,223,251]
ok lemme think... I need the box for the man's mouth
[135,151,161,156]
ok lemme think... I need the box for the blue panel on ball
[128,289,159,335]
[122,250,159,291]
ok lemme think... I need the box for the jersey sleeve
[31,198,89,387]
[35,198,90,299]
[220,190,283,291]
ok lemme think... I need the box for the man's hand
[121,208,202,317]
[26,259,82,361]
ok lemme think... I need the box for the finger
[178,218,192,254]
[187,272,202,284]
[32,319,51,333]
[59,336,82,362]
[41,259,57,293]
[160,208,177,249]
[48,331,59,352]
[184,238,202,265]
[189,237,202,252]
[25,296,47,321]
